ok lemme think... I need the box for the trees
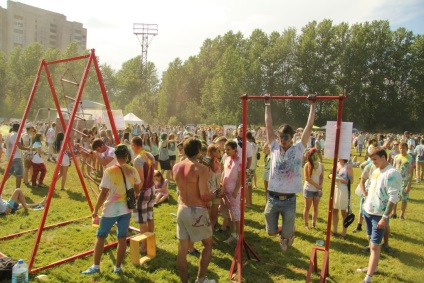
[1,20,423,132]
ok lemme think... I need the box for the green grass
[1,151,423,283]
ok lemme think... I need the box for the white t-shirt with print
[362,164,401,216]
[100,164,141,217]
[6,132,22,159]
[268,140,305,194]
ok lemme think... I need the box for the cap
[308,148,318,155]
[115,144,129,157]
[237,124,243,129]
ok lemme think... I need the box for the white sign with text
[324,121,353,160]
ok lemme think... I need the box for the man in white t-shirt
[264,94,316,252]
[90,138,117,169]
[4,123,31,188]
[359,146,401,282]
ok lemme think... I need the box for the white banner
[324,121,353,160]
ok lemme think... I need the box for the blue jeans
[264,194,296,238]
[96,213,132,238]
[363,210,386,245]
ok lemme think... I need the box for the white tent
[123,113,144,125]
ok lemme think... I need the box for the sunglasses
[279,134,291,141]
[393,144,399,146]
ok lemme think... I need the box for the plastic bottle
[92,216,100,228]
[12,259,28,283]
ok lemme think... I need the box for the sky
[2,0,424,76]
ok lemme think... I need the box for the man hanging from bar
[264,94,316,251]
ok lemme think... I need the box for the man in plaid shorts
[131,136,156,253]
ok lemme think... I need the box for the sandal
[339,234,347,240]
[311,223,316,229]
[331,231,339,237]
[305,224,310,231]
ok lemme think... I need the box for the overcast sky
[2,0,424,76]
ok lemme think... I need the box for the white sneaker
[223,235,237,244]
[279,237,288,252]
[357,266,379,273]
[195,276,216,283]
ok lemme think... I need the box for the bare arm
[199,165,213,203]
[134,166,145,195]
[92,187,109,216]
[300,96,317,147]
[264,95,275,143]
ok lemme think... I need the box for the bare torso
[173,158,209,207]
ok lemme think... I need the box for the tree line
[0,19,423,132]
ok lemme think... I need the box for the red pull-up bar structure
[231,93,346,283]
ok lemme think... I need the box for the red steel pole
[92,50,121,144]
[28,51,95,272]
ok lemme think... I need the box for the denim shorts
[264,193,296,238]
[363,210,388,245]
[96,212,132,238]
[8,158,23,177]
[7,200,19,213]
[303,190,320,199]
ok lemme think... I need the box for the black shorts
[159,159,171,170]
[154,155,159,161]
[169,155,176,161]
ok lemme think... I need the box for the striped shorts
[134,186,155,224]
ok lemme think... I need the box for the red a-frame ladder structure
[0,49,139,273]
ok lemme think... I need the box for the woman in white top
[332,158,354,239]
[303,148,324,230]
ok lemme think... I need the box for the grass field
[0,150,423,283]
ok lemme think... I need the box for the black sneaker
[188,248,201,256]
[352,227,362,233]
[361,246,370,254]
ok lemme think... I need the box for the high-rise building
[0,0,87,54]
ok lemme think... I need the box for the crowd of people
[0,103,422,283]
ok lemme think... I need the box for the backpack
[256,152,261,160]
[0,257,15,280]
[158,142,169,161]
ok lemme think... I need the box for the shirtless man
[173,138,215,283]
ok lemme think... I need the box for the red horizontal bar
[30,233,140,274]
[242,95,345,100]
[0,216,91,241]
[64,95,76,101]
[73,128,88,137]
[46,54,90,65]
[61,79,79,86]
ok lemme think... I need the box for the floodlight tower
[133,23,158,73]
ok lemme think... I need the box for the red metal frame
[0,49,124,273]
[231,94,345,283]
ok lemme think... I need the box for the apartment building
[0,0,86,54]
